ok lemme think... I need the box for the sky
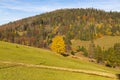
[0,0,120,25]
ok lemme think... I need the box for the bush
[76,46,88,56]
[71,51,75,55]
[61,53,69,57]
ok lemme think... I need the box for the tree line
[75,42,120,68]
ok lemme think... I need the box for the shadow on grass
[116,74,120,80]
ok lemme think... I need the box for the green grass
[0,41,119,80]
[0,65,115,80]
[72,36,120,50]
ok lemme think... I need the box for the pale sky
[0,0,120,25]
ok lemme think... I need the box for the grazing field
[0,41,119,80]
[72,36,120,50]
[0,64,115,80]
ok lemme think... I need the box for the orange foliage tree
[50,35,66,54]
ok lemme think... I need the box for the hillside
[0,8,120,68]
[0,41,119,80]
[0,8,120,49]
[72,36,120,50]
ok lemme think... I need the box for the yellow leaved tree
[50,35,66,54]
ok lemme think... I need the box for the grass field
[0,41,119,80]
[72,36,120,50]
[0,65,115,80]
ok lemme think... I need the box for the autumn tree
[50,35,66,54]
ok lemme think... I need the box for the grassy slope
[72,36,120,50]
[0,41,119,80]
[0,65,115,80]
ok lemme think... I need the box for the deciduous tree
[50,35,66,54]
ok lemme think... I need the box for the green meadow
[0,41,119,80]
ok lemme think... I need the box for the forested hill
[0,8,120,48]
